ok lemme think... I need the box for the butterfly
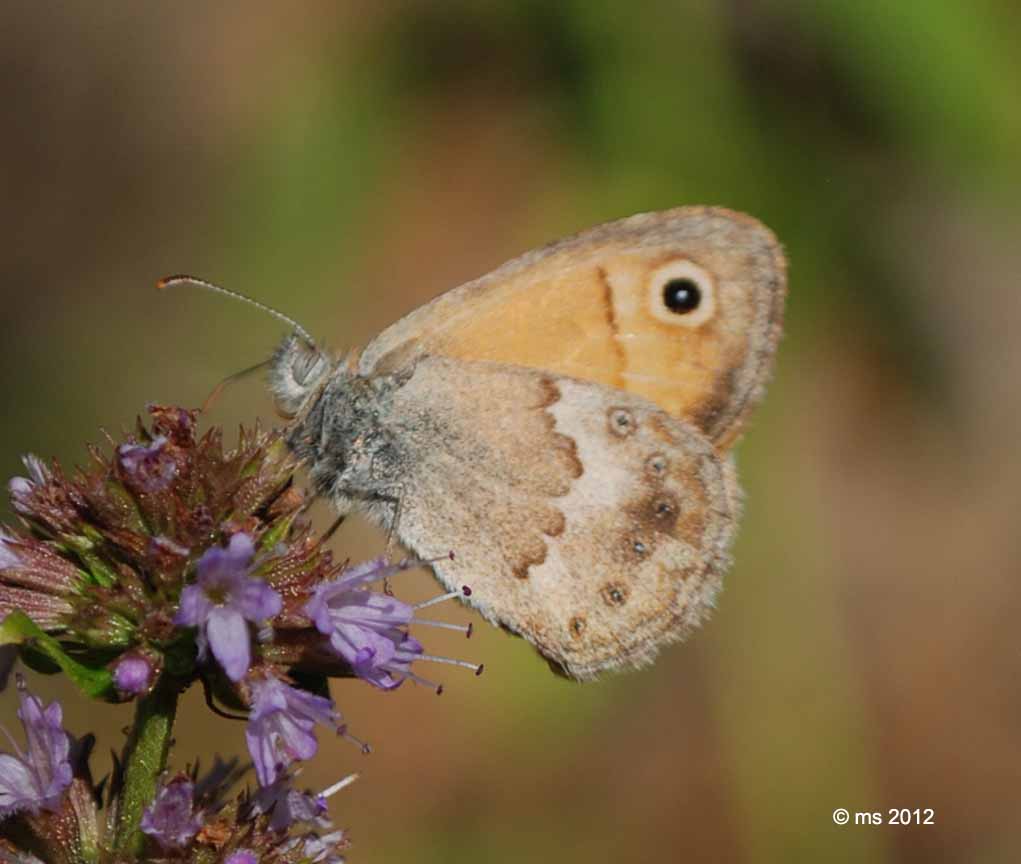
[168,207,786,680]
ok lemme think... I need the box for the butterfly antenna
[156,274,316,347]
[200,358,272,413]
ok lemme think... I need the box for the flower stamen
[319,773,359,799]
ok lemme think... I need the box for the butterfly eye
[647,259,716,327]
[292,350,325,385]
[269,335,329,418]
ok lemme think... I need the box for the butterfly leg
[378,488,405,595]
[335,483,408,592]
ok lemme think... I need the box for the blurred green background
[2,2,1020,862]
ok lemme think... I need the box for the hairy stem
[112,674,181,855]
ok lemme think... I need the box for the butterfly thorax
[284,365,406,514]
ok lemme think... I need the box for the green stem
[112,674,181,855]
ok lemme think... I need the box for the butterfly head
[269,333,333,419]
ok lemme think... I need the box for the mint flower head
[175,533,282,682]
[0,403,482,861]
[0,676,72,819]
[0,405,306,697]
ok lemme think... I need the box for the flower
[0,676,72,819]
[250,775,329,833]
[112,653,154,696]
[117,435,177,492]
[7,455,49,516]
[305,556,480,691]
[225,851,258,864]
[175,533,282,682]
[353,631,426,690]
[140,776,202,849]
[296,830,349,864]
[304,557,415,670]
[245,676,342,786]
[0,405,304,669]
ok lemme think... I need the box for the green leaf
[0,612,115,699]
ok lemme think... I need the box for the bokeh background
[3,3,1020,862]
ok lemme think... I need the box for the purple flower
[305,557,478,690]
[0,676,72,819]
[174,533,282,682]
[7,455,49,515]
[112,654,154,696]
[117,435,177,492]
[353,631,426,691]
[225,851,258,864]
[140,776,202,849]
[304,557,415,672]
[294,830,349,864]
[245,676,341,786]
[250,775,329,833]
[353,627,483,693]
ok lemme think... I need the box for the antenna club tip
[156,274,190,291]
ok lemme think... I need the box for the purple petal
[251,777,329,833]
[173,583,209,627]
[322,586,414,627]
[0,678,71,817]
[329,622,399,669]
[19,687,71,803]
[0,754,39,817]
[352,664,401,691]
[236,578,282,622]
[224,532,256,566]
[245,678,340,786]
[281,685,340,728]
[22,455,50,486]
[197,533,256,586]
[207,607,251,682]
[337,556,392,587]
[117,436,177,492]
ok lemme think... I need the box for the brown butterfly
[169,207,786,680]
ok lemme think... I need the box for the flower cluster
[0,405,481,861]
